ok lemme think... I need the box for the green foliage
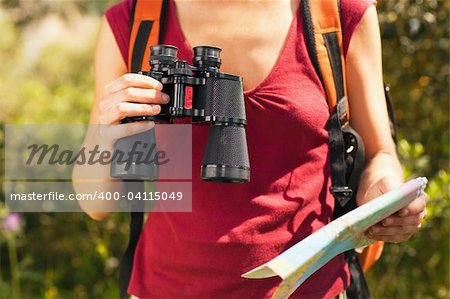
[0,14,95,124]
[0,0,448,298]
[378,0,449,176]
[0,212,130,299]
[366,139,450,298]
[1,0,116,28]
[363,2,450,297]
[0,3,130,298]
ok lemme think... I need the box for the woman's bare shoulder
[90,17,127,124]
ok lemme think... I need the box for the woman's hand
[362,176,427,243]
[91,73,170,150]
[98,73,169,125]
[356,154,428,243]
[80,73,169,172]
[74,17,172,220]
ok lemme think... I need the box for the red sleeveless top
[106,1,375,298]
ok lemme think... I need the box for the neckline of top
[168,0,300,97]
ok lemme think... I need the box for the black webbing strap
[343,126,366,201]
[345,250,373,299]
[158,0,169,43]
[323,32,345,103]
[129,0,138,41]
[130,20,154,73]
[384,85,398,145]
[300,0,324,87]
[119,182,145,299]
[327,99,351,207]
[322,31,353,207]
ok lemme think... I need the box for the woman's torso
[105,0,374,297]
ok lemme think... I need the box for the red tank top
[106,1,375,298]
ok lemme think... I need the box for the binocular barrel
[110,129,159,180]
[111,45,250,183]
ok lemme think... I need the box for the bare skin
[73,1,426,243]
[174,0,300,91]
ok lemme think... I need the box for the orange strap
[128,0,166,72]
[309,0,348,118]
[358,241,385,271]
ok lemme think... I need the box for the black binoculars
[111,45,250,183]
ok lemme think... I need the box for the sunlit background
[0,0,448,298]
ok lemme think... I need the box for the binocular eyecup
[150,45,178,67]
[193,46,222,68]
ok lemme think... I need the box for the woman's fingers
[99,73,170,125]
[104,73,163,94]
[397,193,428,217]
[368,234,414,243]
[360,176,428,244]
[358,175,402,206]
[100,102,162,125]
[100,121,155,142]
[366,205,426,242]
[366,224,421,237]
[101,87,169,112]
[381,210,426,227]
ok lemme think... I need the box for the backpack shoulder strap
[301,0,348,121]
[301,0,384,280]
[128,0,169,73]
[302,0,352,205]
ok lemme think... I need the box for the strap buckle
[336,96,349,127]
[330,186,353,207]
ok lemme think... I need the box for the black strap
[322,29,353,207]
[323,32,345,103]
[343,126,366,199]
[158,0,170,42]
[119,182,145,299]
[119,212,144,299]
[384,85,398,145]
[327,100,352,208]
[301,0,324,86]
[345,251,373,299]
[129,0,138,40]
[130,20,154,73]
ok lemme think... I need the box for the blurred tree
[0,2,129,298]
[1,0,116,29]
[378,0,449,176]
[367,1,449,298]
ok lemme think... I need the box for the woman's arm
[346,6,427,242]
[72,17,168,220]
